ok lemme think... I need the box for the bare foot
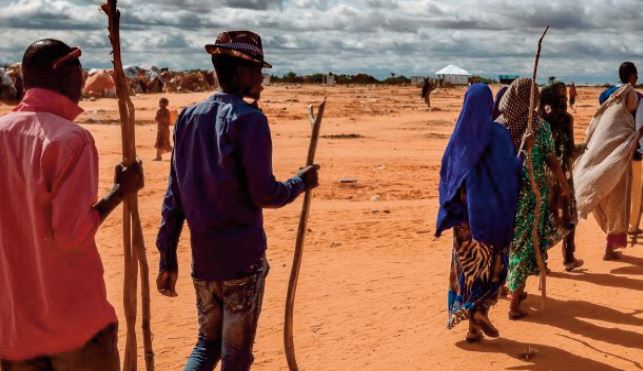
[466,327,483,343]
[472,311,499,338]
[603,249,621,261]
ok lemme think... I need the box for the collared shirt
[156,93,305,281]
[0,88,116,361]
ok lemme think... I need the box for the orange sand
[2,85,642,370]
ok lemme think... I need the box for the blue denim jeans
[0,323,119,371]
[184,256,268,371]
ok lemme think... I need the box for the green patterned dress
[506,120,559,291]
[549,117,578,228]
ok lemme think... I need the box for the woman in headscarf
[492,85,509,120]
[436,84,521,342]
[574,63,640,260]
[496,78,571,320]
[539,82,583,272]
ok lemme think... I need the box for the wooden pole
[101,1,155,370]
[526,26,549,312]
[284,100,326,371]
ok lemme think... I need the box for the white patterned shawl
[574,85,639,219]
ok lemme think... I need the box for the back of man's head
[619,62,638,84]
[211,54,259,91]
[22,39,82,102]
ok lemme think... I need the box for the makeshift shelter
[0,69,13,88]
[83,70,116,97]
[146,73,165,93]
[0,67,23,102]
[0,69,17,102]
[435,65,471,85]
[123,65,144,79]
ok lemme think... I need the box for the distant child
[154,97,172,161]
[568,82,577,111]
[421,78,435,109]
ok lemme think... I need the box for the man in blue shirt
[599,62,639,105]
[156,30,319,371]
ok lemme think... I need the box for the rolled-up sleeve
[50,140,101,250]
[233,112,305,208]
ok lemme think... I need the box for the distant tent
[0,68,18,102]
[87,68,103,76]
[83,70,115,97]
[0,69,13,87]
[435,65,471,85]
[123,65,145,79]
[140,65,161,74]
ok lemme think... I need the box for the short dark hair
[211,54,260,88]
[619,62,637,84]
[22,39,81,91]
[159,97,169,105]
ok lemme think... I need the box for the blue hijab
[436,84,521,248]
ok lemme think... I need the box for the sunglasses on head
[51,47,82,70]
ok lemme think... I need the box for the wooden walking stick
[101,1,155,370]
[525,26,550,312]
[284,99,326,371]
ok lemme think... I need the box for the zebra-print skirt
[447,223,508,329]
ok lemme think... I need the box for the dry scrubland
[2,85,642,370]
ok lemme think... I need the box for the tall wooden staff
[284,100,326,371]
[101,1,155,370]
[525,26,550,311]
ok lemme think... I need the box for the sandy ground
[2,85,642,370]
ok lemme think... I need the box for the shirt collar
[13,88,84,121]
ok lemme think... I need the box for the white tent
[435,65,471,85]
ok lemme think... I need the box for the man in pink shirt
[0,39,143,370]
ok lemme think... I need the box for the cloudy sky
[1,0,642,83]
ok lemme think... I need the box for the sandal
[564,259,584,272]
[508,309,528,320]
[508,290,528,320]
